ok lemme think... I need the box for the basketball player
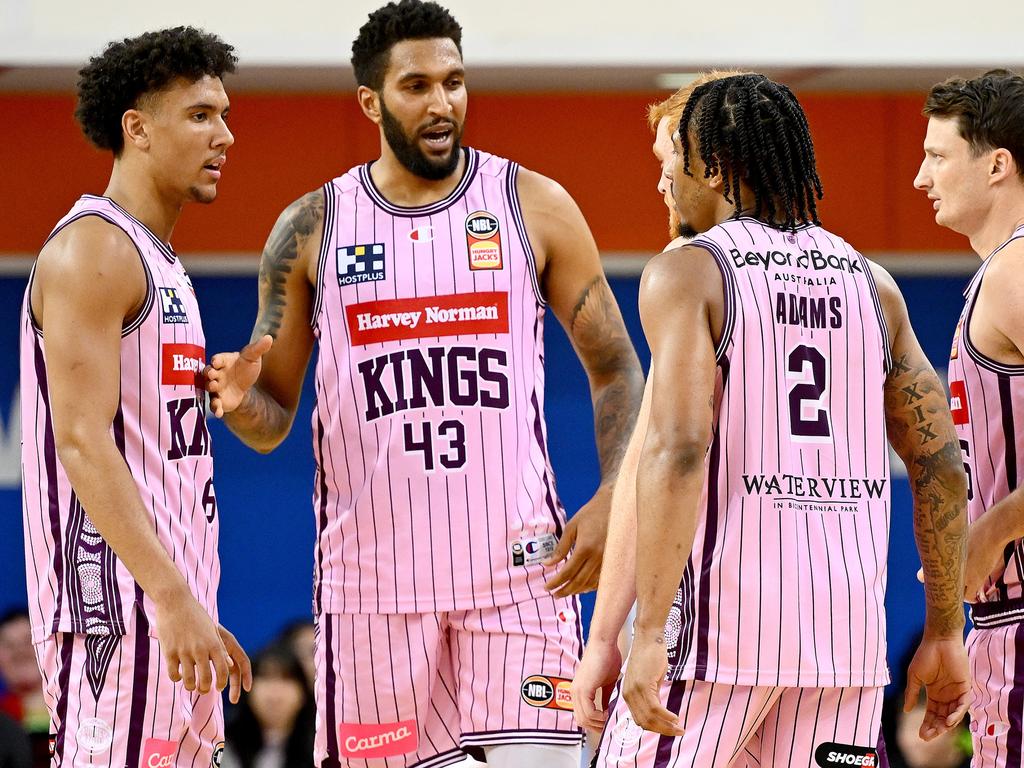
[205,1,644,766]
[580,73,970,768]
[20,28,255,766]
[914,69,1024,768]
[573,71,749,734]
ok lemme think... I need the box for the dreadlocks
[678,73,823,231]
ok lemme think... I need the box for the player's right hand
[572,638,623,732]
[153,590,233,697]
[205,335,274,417]
[903,634,970,742]
[963,514,1008,601]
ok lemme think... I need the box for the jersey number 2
[786,344,831,441]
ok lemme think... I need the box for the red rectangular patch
[161,343,206,387]
[950,380,970,425]
[339,720,418,759]
[346,292,509,346]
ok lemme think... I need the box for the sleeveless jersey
[947,225,1024,629]
[664,218,892,688]
[20,195,218,642]
[311,148,568,614]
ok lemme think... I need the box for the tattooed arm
[872,262,970,740]
[516,169,645,596]
[207,190,321,452]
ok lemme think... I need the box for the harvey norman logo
[161,344,206,387]
[346,292,509,346]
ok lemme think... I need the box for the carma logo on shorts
[141,738,178,768]
[339,720,418,759]
[814,742,878,767]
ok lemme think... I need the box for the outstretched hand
[205,335,273,418]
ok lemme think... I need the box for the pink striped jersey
[663,218,892,688]
[947,225,1024,629]
[310,148,569,614]
[20,195,218,642]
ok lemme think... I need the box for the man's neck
[368,146,465,208]
[968,195,1024,259]
[103,161,182,244]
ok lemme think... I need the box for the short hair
[75,26,237,156]
[924,69,1024,179]
[646,70,751,133]
[351,0,463,91]
[679,73,824,230]
[0,608,29,631]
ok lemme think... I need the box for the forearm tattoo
[570,276,644,482]
[885,351,967,633]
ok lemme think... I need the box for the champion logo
[141,738,178,768]
[407,226,434,243]
[346,291,509,346]
[162,343,206,388]
[339,720,418,759]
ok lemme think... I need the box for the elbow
[641,438,707,478]
[54,427,105,474]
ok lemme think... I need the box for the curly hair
[924,69,1024,180]
[351,0,463,90]
[75,26,237,155]
[679,73,824,231]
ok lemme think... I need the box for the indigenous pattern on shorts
[20,195,218,644]
[665,219,891,687]
[312,148,566,614]
[948,225,1024,627]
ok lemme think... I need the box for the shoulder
[514,167,576,210]
[36,215,141,283]
[864,258,909,335]
[641,245,721,306]
[275,188,325,234]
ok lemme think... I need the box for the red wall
[0,91,966,256]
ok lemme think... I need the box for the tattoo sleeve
[253,190,324,341]
[569,276,645,483]
[885,351,968,635]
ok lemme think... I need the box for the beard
[380,98,463,181]
[676,220,698,239]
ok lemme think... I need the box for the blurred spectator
[0,712,31,768]
[223,643,315,768]
[275,620,315,692]
[0,609,48,766]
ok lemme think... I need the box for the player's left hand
[205,335,273,418]
[963,514,1009,601]
[903,634,970,741]
[621,634,683,737]
[544,483,612,596]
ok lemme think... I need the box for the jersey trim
[971,596,1024,628]
[962,243,1024,376]
[82,195,177,265]
[35,211,156,338]
[358,147,479,218]
[311,183,335,329]
[685,240,736,362]
[506,162,546,307]
[857,254,893,374]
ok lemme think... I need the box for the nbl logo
[159,287,188,324]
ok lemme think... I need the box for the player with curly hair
[19,26,257,767]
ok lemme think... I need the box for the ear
[990,148,1016,185]
[705,162,725,192]
[357,86,382,125]
[121,109,150,152]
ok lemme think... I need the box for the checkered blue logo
[159,287,188,324]
[337,243,386,286]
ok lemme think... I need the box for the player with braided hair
[584,73,969,768]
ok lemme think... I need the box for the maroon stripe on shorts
[653,679,688,767]
[52,634,75,762]
[322,614,340,767]
[1006,621,1024,768]
[124,609,151,768]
